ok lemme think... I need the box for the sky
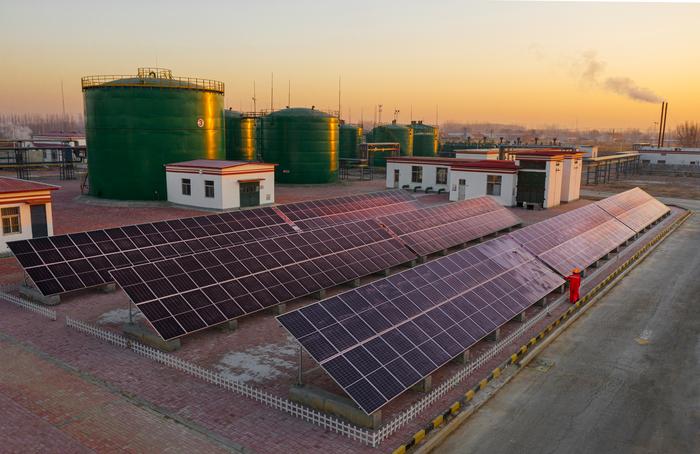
[1,0,698,129]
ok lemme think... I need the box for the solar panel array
[277,190,418,230]
[110,220,417,340]
[278,237,564,414]
[378,197,521,256]
[509,204,635,276]
[7,208,293,296]
[595,187,669,232]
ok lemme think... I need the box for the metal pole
[129,301,133,324]
[297,344,303,385]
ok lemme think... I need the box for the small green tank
[410,121,438,157]
[339,122,363,160]
[225,109,257,161]
[259,108,339,184]
[367,121,413,166]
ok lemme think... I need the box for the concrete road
[438,212,700,454]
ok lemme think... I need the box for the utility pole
[60,80,66,132]
[287,79,290,108]
[270,72,274,111]
[254,81,258,112]
[338,75,342,120]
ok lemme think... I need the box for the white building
[165,160,276,210]
[385,157,518,206]
[454,149,500,160]
[561,153,583,202]
[509,150,584,208]
[449,160,518,206]
[637,147,700,166]
[0,177,58,253]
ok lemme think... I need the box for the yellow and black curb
[392,210,691,454]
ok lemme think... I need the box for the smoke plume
[579,51,661,103]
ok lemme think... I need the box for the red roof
[0,177,60,194]
[451,160,517,171]
[165,159,277,170]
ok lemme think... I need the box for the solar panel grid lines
[377,197,522,257]
[293,201,419,230]
[595,188,670,232]
[508,202,638,276]
[508,204,614,257]
[277,236,565,414]
[8,207,294,296]
[110,219,418,341]
[278,190,417,224]
[538,218,636,275]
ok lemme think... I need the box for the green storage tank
[410,121,438,157]
[339,122,363,160]
[224,109,257,161]
[259,107,339,184]
[367,121,413,166]
[82,68,225,200]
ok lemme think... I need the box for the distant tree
[675,121,699,147]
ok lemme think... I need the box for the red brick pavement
[0,333,241,453]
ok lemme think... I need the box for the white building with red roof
[385,157,518,206]
[0,177,59,253]
[164,160,276,210]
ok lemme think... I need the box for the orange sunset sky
[1,0,698,129]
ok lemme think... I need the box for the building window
[1,207,21,235]
[486,175,502,196]
[411,166,422,183]
[436,167,448,185]
[642,160,651,164]
[657,160,666,164]
[204,180,215,198]
[181,178,191,196]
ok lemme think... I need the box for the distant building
[165,160,276,210]
[0,177,58,253]
[636,147,700,166]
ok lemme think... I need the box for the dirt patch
[583,174,700,200]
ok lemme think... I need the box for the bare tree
[675,121,699,147]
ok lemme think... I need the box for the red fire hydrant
[565,268,582,303]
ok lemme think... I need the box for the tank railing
[81,75,224,93]
[239,108,340,118]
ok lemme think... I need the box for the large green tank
[225,109,257,161]
[339,122,363,160]
[259,108,339,184]
[82,68,225,200]
[367,121,413,166]
[410,121,438,157]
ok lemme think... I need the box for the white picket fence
[64,316,378,446]
[64,298,559,448]
[0,290,57,321]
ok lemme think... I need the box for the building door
[240,182,260,208]
[516,171,546,205]
[30,204,48,238]
[393,169,400,188]
[458,179,466,200]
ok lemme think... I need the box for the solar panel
[110,219,417,340]
[509,204,635,275]
[7,207,294,296]
[278,190,418,230]
[595,188,669,232]
[378,197,521,256]
[278,236,564,414]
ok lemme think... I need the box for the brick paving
[0,332,241,453]
[0,171,684,452]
